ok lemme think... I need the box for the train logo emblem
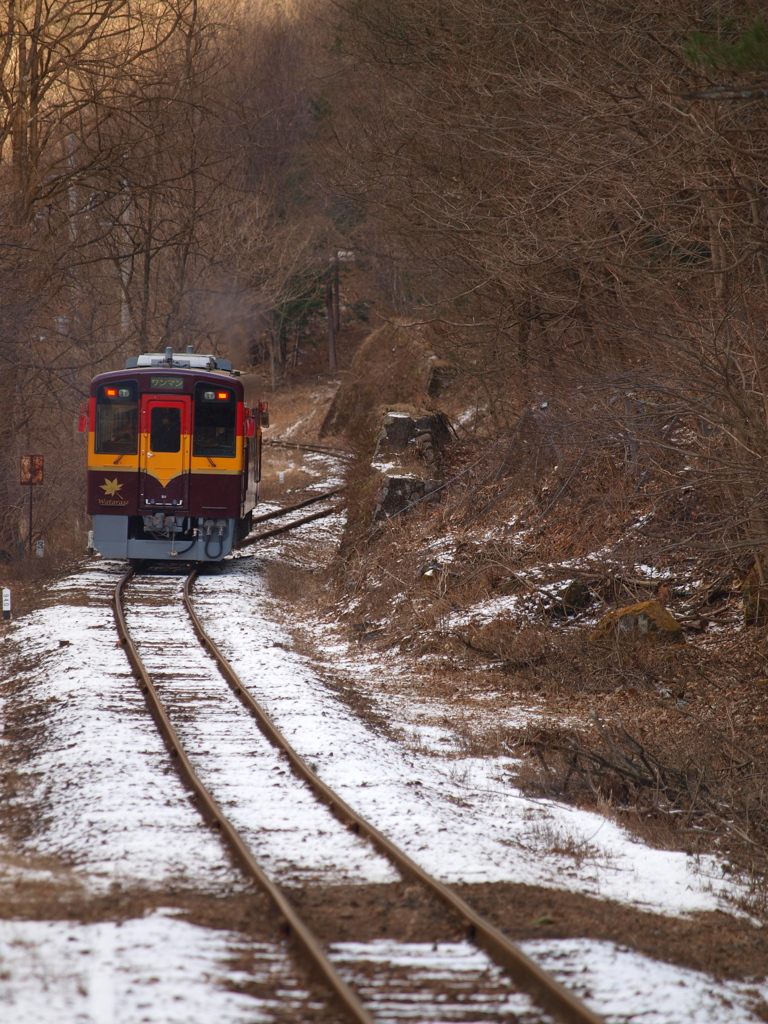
[100,478,123,497]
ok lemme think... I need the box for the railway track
[240,488,345,547]
[111,501,606,1024]
[264,438,355,460]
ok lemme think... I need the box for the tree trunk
[326,284,337,372]
[333,258,340,331]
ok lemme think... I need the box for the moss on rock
[591,599,685,644]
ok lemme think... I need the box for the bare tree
[315,0,768,562]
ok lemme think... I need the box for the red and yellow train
[82,348,266,561]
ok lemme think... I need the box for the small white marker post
[35,539,45,558]
[2,588,10,620]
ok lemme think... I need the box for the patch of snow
[626,511,656,533]
[521,937,768,1024]
[635,564,670,580]
[449,592,532,627]
[1,566,241,892]
[417,537,458,559]
[399,723,462,755]
[331,936,768,1023]
[0,909,308,1024]
[123,576,397,887]
[371,460,407,475]
[301,452,346,489]
[455,406,484,427]
[195,562,741,920]
[329,939,544,1022]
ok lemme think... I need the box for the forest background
[1,0,768,573]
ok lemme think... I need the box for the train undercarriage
[92,511,253,561]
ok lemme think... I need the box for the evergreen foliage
[685,16,768,71]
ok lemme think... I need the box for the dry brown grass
[321,322,439,442]
[322,436,768,909]
[267,309,768,917]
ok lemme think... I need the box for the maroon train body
[83,349,265,561]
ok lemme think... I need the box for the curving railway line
[111,500,606,1024]
[241,487,346,546]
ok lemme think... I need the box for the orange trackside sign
[20,455,44,485]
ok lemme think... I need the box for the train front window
[150,406,181,452]
[193,384,236,458]
[95,382,138,455]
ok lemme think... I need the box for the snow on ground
[1,565,241,892]
[447,557,676,631]
[6,914,765,1024]
[448,590,557,629]
[0,909,308,1024]
[196,557,740,919]
[0,493,762,1022]
[330,937,768,1024]
[123,575,397,887]
[521,937,768,1024]
[299,452,347,490]
[329,940,545,1023]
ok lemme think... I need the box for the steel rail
[184,571,607,1024]
[249,488,344,527]
[113,567,375,1024]
[240,504,343,547]
[264,438,354,460]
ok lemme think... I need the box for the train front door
[139,396,191,510]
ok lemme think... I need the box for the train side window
[95,382,138,455]
[193,384,236,458]
[150,406,181,452]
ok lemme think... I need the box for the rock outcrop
[591,600,684,643]
[553,580,593,617]
[373,476,442,521]
[375,411,451,466]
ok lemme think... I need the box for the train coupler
[143,513,187,535]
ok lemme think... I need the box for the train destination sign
[20,455,44,485]
[150,376,183,390]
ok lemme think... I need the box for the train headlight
[118,388,131,398]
